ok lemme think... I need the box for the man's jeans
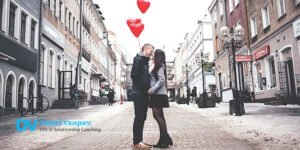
[133,95,149,144]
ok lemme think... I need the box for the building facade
[209,0,229,98]
[0,0,40,112]
[187,17,215,96]
[41,0,108,106]
[248,0,300,102]
[108,31,127,101]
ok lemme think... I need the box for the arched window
[40,46,45,85]
[70,64,74,83]
[48,50,55,88]
[64,60,68,71]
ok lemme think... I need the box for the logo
[16,119,38,132]
[16,119,93,132]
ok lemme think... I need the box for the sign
[236,55,252,62]
[253,45,270,60]
[293,18,300,38]
[43,20,65,47]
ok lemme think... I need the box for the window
[261,7,270,28]
[256,63,263,90]
[30,20,37,49]
[40,47,45,85]
[9,3,17,37]
[269,57,277,88]
[229,0,233,13]
[235,0,240,7]
[59,1,62,20]
[49,51,54,87]
[47,0,51,10]
[20,12,27,44]
[69,12,71,32]
[219,0,223,16]
[73,17,75,35]
[0,0,3,30]
[53,0,56,15]
[65,7,67,28]
[76,21,79,38]
[250,17,257,38]
[215,36,219,55]
[277,0,286,17]
[70,64,74,83]
[213,8,217,24]
[64,60,68,71]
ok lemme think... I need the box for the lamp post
[201,52,207,108]
[219,24,245,116]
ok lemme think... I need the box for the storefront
[251,20,300,103]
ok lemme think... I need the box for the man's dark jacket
[131,53,150,96]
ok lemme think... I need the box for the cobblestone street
[0,102,256,150]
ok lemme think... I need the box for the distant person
[148,49,173,148]
[107,89,114,106]
[131,43,154,149]
[191,87,197,103]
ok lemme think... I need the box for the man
[131,43,154,149]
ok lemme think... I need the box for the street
[0,102,257,150]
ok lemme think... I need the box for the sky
[94,0,213,62]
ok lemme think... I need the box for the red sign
[254,45,270,60]
[236,55,252,62]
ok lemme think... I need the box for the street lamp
[184,64,191,104]
[219,24,245,116]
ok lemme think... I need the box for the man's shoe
[132,142,152,149]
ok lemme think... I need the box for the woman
[148,49,173,148]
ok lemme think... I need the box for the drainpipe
[37,0,43,113]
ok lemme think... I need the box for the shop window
[256,63,263,90]
[48,51,54,87]
[40,46,45,85]
[269,57,277,88]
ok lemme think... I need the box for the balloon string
[138,37,141,49]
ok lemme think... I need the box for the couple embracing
[131,43,173,149]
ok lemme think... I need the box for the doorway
[5,75,13,108]
[218,72,222,98]
[18,78,25,111]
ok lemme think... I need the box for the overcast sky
[94,0,213,62]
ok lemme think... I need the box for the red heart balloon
[127,22,144,38]
[126,18,141,27]
[137,0,150,14]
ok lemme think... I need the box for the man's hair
[141,43,154,52]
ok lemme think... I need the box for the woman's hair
[152,49,167,87]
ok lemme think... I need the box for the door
[287,60,296,98]
[218,73,222,98]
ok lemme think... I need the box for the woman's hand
[148,89,153,95]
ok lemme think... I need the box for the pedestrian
[131,43,154,149]
[191,87,197,103]
[187,87,191,105]
[107,89,114,106]
[148,49,173,148]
